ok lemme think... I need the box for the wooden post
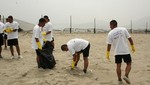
[130,20,132,33]
[41,15,43,18]
[94,18,96,34]
[70,16,72,33]
[146,22,148,34]
[3,15,5,23]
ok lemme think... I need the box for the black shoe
[83,69,87,73]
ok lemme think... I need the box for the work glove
[37,41,42,50]
[42,31,46,36]
[71,60,76,70]
[131,45,135,53]
[4,28,13,33]
[43,38,47,42]
[106,51,110,60]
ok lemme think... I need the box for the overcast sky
[0,0,150,29]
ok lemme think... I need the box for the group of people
[0,14,135,84]
[31,16,54,68]
[61,20,135,84]
[0,15,22,59]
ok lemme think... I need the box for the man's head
[38,18,46,27]
[8,16,13,23]
[110,20,117,29]
[61,44,68,51]
[44,15,50,22]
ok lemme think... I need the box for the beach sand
[0,32,150,85]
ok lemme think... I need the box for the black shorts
[7,39,19,46]
[81,43,90,57]
[4,34,7,39]
[115,54,132,64]
[0,34,3,46]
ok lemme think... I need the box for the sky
[0,0,150,29]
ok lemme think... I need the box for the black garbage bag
[37,41,56,69]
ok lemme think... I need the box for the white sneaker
[123,76,131,84]
[11,56,15,59]
[18,55,23,59]
[118,80,123,85]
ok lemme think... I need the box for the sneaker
[18,55,23,59]
[118,80,123,85]
[11,56,15,59]
[123,76,131,84]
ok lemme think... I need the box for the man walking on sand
[61,38,90,73]
[4,16,22,59]
[106,20,135,84]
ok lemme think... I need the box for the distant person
[61,38,90,73]
[32,18,46,68]
[106,20,135,84]
[4,16,22,59]
[0,15,5,58]
[42,15,54,50]
[3,18,9,49]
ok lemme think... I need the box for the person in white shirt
[32,18,46,68]
[3,18,9,49]
[0,15,4,58]
[42,15,54,50]
[4,16,22,59]
[61,38,90,73]
[106,20,135,84]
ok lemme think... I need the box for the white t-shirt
[32,25,43,50]
[4,21,19,40]
[0,22,4,33]
[43,22,53,41]
[67,38,89,55]
[107,27,131,55]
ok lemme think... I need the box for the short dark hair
[44,15,49,19]
[110,20,117,26]
[8,16,13,20]
[61,44,67,51]
[39,18,46,23]
[44,15,50,21]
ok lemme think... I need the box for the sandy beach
[0,31,150,85]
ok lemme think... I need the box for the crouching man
[61,38,90,73]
